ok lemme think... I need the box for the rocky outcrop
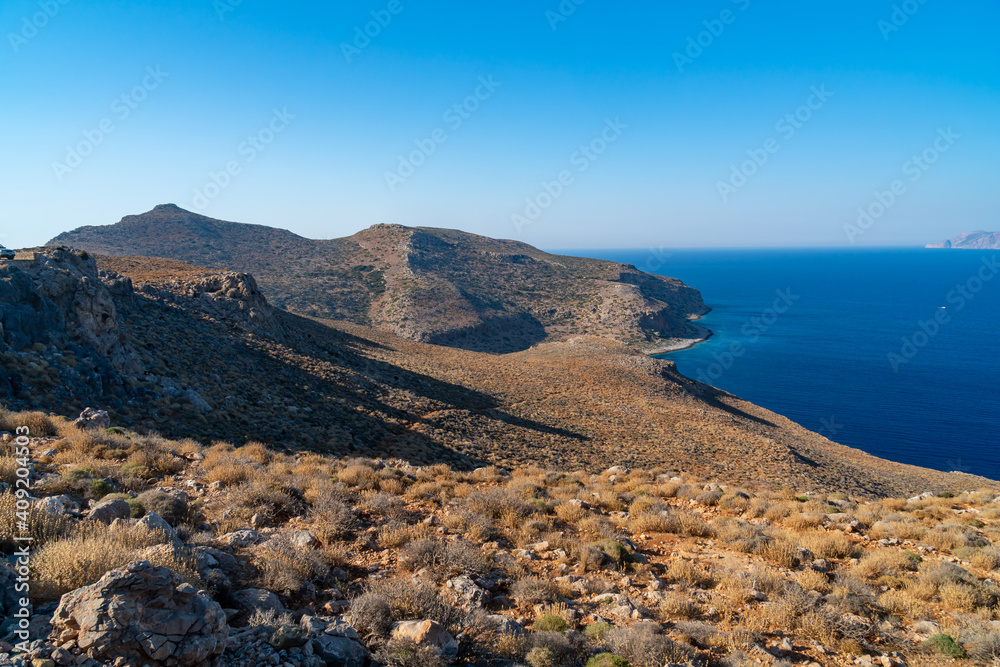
[0,248,143,405]
[0,247,143,373]
[49,561,228,666]
[137,272,285,342]
[927,230,1000,249]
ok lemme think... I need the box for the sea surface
[559,247,1000,482]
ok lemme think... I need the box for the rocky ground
[0,411,999,666]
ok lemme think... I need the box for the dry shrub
[511,575,561,604]
[856,549,920,578]
[629,511,679,534]
[798,531,859,559]
[577,515,617,539]
[338,464,380,490]
[228,479,298,522]
[308,494,356,543]
[757,539,798,569]
[365,577,463,634]
[712,517,765,553]
[764,504,790,522]
[360,491,406,521]
[605,625,693,667]
[970,547,1000,571]
[796,569,832,594]
[32,523,197,600]
[675,509,712,537]
[666,559,710,588]
[923,528,964,551]
[399,538,491,577]
[870,520,926,541]
[0,492,74,549]
[745,497,771,519]
[938,581,989,612]
[554,501,587,524]
[783,513,823,531]
[378,638,447,667]
[658,592,700,619]
[878,590,928,619]
[905,577,937,601]
[376,521,433,548]
[251,535,329,594]
[0,409,58,436]
[235,441,272,464]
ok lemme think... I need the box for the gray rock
[73,408,111,430]
[269,624,304,650]
[289,529,317,549]
[232,588,285,617]
[310,635,370,667]
[446,575,490,608]
[87,498,130,524]
[49,560,227,666]
[184,389,213,413]
[218,529,264,548]
[137,511,175,537]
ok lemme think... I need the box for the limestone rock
[73,408,110,430]
[446,575,490,608]
[88,498,130,524]
[49,560,227,666]
[390,620,458,660]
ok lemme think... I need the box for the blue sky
[1,0,998,249]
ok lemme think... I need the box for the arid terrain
[2,245,999,667]
[1,410,999,667]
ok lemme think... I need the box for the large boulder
[87,498,130,524]
[73,407,110,430]
[49,561,228,666]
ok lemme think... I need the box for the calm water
[560,248,1000,481]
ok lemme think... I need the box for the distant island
[927,230,1000,249]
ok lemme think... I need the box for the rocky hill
[49,205,708,354]
[927,231,1000,249]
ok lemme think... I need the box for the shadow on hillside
[289,314,586,442]
[425,312,549,354]
[108,299,586,468]
[671,372,779,429]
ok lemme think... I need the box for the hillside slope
[49,205,708,353]
[4,250,993,498]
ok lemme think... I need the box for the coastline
[643,311,714,357]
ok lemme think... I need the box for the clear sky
[2,0,998,250]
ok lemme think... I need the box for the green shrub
[584,622,612,641]
[533,614,568,632]
[593,539,631,566]
[924,634,966,659]
[587,655,630,667]
[90,479,113,499]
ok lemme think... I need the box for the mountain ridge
[49,205,709,354]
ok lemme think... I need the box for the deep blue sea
[560,248,1000,481]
